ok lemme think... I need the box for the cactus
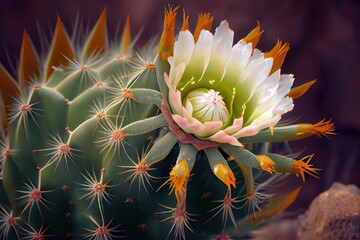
[0,6,335,239]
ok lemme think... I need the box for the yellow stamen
[289,154,320,182]
[287,79,316,100]
[256,155,275,174]
[240,21,264,51]
[181,9,189,31]
[213,163,236,190]
[158,5,179,61]
[193,13,214,42]
[270,126,275,136]
[297,118,336,139]
[264,39,290,75]
[159,160,190,203]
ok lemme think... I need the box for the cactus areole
[0,5,335,239]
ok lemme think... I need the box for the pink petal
[172,114,223,137]
[223,117,243,134]
[208,131,242,146]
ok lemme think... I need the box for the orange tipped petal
[45,16,76,80]
[181,9,189,31]
[308,118,336,138]
[194,12,214,42]
[297,118,336,139]
[264,39,290,75]
[159,159,189,204]
[256,155,275,174]
[241,21,263,51]
[83,6,107,60]
[213,163,236,190]
[158,5,179,61]
[287,79,316,99]
[19,29,39,88]
[290,154,320,182]
[120,15,131,55]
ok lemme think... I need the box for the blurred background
[0,0,359,212]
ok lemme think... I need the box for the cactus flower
[164,21,295,146]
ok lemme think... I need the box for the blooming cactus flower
[164,21,295,146]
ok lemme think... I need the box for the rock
[297,182,360,240]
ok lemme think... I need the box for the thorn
[65,127,72,134]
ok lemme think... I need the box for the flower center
[183,88,229,124]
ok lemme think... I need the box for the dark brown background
[1,0,359,211]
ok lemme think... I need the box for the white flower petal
[245,70,281,122]
[170,63,186,88]
[277,74,295,97]
[174,30,195,66]
[246,56,273,87]
[255,70,281,104]
[211,21,234,65]
[250,48,264,61]
[231,42,252,69]
[221,42,252,84]
[186,30,213,80]
[274,97,294,114]
[164,72,185,115]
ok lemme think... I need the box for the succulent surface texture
[0,6,335,239]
